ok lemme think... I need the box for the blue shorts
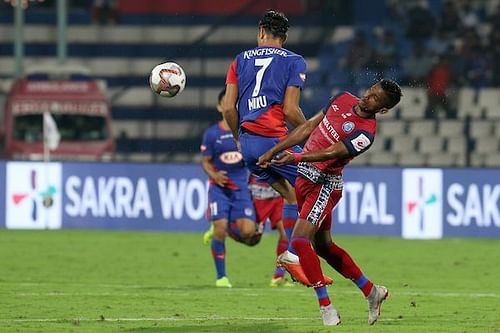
[207,185,256,222]
[240,131,302,186]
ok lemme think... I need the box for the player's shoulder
[325,91,359,108]
[203,123,220,136]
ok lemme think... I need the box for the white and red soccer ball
[149,62,186,98]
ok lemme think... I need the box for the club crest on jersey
[342,121,355,133]
[299,73,306,81]
[244,208,254,216]
[220,151,243,164]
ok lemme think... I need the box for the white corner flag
[43,111,61,151]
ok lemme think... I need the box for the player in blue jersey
[222,10,332,283]
[201,89,259,288]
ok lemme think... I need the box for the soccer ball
[149,62,186,98]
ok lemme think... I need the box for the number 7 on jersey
[249,57,272,111]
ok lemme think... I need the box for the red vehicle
[2,76,115,161]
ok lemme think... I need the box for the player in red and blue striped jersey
[201,89,258,288]
[222,11,323,274]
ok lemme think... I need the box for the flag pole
[43,111,50,163]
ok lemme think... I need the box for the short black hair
[218,88,226,105]
[258,10,289,41]
[380,79,402,109]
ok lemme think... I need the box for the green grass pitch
[0,229,499,333]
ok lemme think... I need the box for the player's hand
[212,170,228,187]
[257,150,275,168]
[270,151,295,166]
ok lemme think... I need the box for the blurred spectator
[439,1,462,38]
[426,56,455,118]
[342,31,374,71]
[427,30,452,56]
[372,30,399,71]
[489,29,500,86]
[464,50,492,88]
[401,42,433,86]
[488,3,500,29]
[405,0,436,41]
[92,0,119,24]
[460,2,480,30]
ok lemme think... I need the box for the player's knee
[291,236,310,250]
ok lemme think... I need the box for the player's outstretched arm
[283,86,306,128]
[257,111,324,167]
[222,83,240,141]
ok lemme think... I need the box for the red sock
[317,242,373,297]
[277,239,288,256]
[273,240,289,278]
[291,237,324,285]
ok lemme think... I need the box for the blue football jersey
[226,46,307,137]
[200,122,249,190]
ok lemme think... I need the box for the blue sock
[314,286,331,307]
[211,239,226,279]
[282,203,298,254]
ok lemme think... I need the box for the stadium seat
[470,120,493,139]
[408,120,437,137]
[479,88,500,119]
[418,136,445,154]
[378,120,406,136]
[390,135,417,153]
[397,152,427,166]
[427,153,457,167]
[369,152,397,166]
[350,151,371,165]
[399,88,427,120]
[474,137,500,154]
[457,88,482,118]
[438,120,465,137]
[445,136,467,155]
[484,154,500,167]
[469,153,485,167]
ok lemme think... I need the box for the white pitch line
[0,316,406,323]
[12,290,500,298]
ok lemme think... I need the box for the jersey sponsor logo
[342,121,355,133]
[320,117,340,142]
[220,151,243,164]
[330,104,340,112]
[243,47,288,59]
[350,133,371,152]
[299,73,306,81]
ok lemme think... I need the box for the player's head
[257,10,289,46]
[359,79,402,115]
[216,88,226,113]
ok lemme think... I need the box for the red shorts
[253,196,284,229]
[296,176,342,231]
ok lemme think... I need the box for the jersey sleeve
[286,57,307,88]
[342,130,374,157]
[322,92,346,113]
[225,58,238,85]
[200,128,214,157]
